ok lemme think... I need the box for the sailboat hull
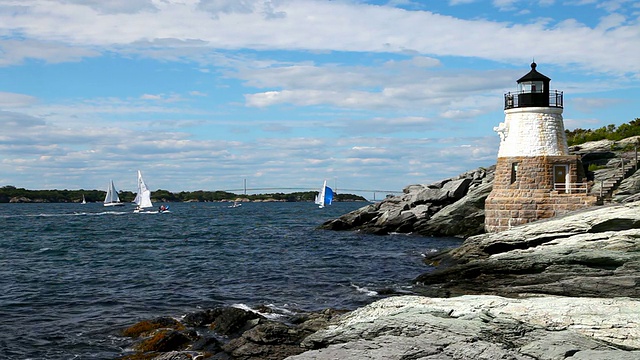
[133,171,155,212]
[104,202,125,207]
[133,209,171,214]
[104,180,123,206]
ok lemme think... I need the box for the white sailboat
[81,194,87,204]
[314,180,334,208]
[133,170,154,213]
[104,180,124,207]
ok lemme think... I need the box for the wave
[420,248,440,257]
[350,283,378,297]
[230,303,298,321]
[0,211,130,218]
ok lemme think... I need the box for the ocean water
[0,202,462,359]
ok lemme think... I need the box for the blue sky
[1,0,639,198]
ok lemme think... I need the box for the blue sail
[324,186,334,206]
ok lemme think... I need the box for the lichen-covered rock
[122,317,185,338]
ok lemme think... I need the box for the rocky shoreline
[119,305,347,360]
[120,138,640,359]
[415,202,640,299]
[120,203,640,359]
[320,166,494,238]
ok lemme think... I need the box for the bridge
[220,187,403,201]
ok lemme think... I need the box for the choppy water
[0,202,461,359]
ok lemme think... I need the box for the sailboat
[81,194,87,204]
[314,180,334,208]
[104,180,124,207]
[133,170,154,213]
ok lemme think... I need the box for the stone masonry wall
[495,107,568,157]
[485,156,599,233]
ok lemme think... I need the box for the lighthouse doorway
[553,165,570,193]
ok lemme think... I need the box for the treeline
[0,186,367,203]
[566,118,640,146]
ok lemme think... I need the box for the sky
[1,0,639,198]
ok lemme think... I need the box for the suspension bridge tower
[484,62,599,233]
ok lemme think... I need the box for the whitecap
[350,283,378,297]
[421,248,439,257]
[231,303,291,320]
[389,232,413,236]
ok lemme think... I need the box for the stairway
[590,159,638,202]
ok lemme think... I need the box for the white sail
[104,180,123,206]
[315,180,327,208]
[134,170,153,209]
[314,180,334,208]
[81,194,86,204]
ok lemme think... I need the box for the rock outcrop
[321,137,640,238]
[415,202,640,298]
[320,166,494,238]
[288,295,640,360]
[289,202,640,359]
[119,305,346,360]
[119,138,640,360]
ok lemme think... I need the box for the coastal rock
[614,167,640,202]
[320,166,495,237]
[320,137,640,237]
[414,177,493,238]
[568,139,615,154]
[415,202,640,298]
[211,306,264,336]
[120,305,344,360]
[285,192,640,359]
[223,321,308,359]
[288,295,640,360]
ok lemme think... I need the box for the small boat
[81,194,86,204]
[133,170,170,213]
[229,201,242,208]
[104,180,125,207]
[133,170,154,213]
[314,180,334,208]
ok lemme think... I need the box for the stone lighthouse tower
[484,62,599,233]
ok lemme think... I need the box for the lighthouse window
[511,162,518,184]
[518,81,544,93]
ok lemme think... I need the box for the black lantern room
[504,62,563,109]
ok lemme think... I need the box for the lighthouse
[484,62,599,233]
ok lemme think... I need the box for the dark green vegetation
[566,118,640,146]
[0,185,366,203]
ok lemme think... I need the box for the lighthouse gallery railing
[504,90,563,110]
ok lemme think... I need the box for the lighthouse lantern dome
[505,62,562,109]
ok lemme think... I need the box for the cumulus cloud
[0,111,46,129]
[0,1,637,73]
[0,39,101,66]
[0,0,637,192]
[0,92,38,107]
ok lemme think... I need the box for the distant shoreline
[4,197,368,204]
[0,185,368,204]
